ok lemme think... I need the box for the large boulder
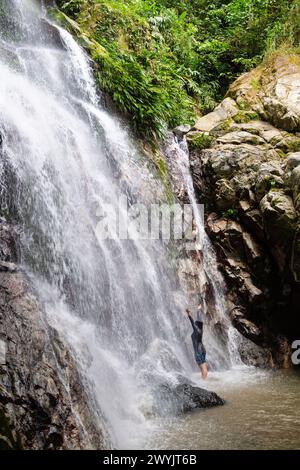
[285,152,300,172]
[260,189,297,271]
[193,97,239,133]
[154,382,224,415]
[236,335,273,368]
[228,54,300,132]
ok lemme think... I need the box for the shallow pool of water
[149,367,300,450]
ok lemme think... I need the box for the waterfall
[0,0,240,448]
[164,135,243,366]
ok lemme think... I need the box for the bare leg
[199,362,208,380]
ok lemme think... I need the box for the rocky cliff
[183,53,300,363]
[0,219,106,449]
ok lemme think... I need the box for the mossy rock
[187,132,214,151]
[51,9,108,59]
[276,137,300,153]
[144,146,175,204]
[233,110,260,124]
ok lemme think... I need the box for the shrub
[56,0,300,139]
[188,133,214,151]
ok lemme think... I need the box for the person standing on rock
[186,307,208,380]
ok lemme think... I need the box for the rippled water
[150,368,300,450]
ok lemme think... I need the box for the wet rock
[240,208,265,242]
[173,124,191,138]
[237,336,273,368]
[230,308,263,343]
[0,42,23,72]
[0,339,6,365]
[0,220,106,449]
[155,382,224,415]
[39,19,66,49]
[0,220,19,262]
[0,261,18,272]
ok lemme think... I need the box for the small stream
[150,368,300,450]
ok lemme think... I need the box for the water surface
[150,368,300,450]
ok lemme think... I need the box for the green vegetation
[233,110,260,124]
[56,0,300,138]
[188,133,214,151]
[286,138,300,153]
[222,208,239,220]
[268,178,280,190]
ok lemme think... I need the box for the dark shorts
[195,346,206,365]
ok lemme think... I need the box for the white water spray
[164,134,243,367]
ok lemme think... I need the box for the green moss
[276,149,287,159]
[144,148,174,204]
[52,9,81,33]
[268,178,280,190]
[52,9,109,59]
[233,109,260,124]
[287,138,300,152]
[276,136,300,153]
[214,118,234,132]
[222,208,238,220]
[188,132,214,151]
[250,78,262,91]
[157,156,175,204]
[237,100,251,111]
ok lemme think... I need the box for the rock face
[228,54,300,132]
[186,53,300,361]
[154,382,224,415]
[0,219,105,449]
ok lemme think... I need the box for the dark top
[188,314,206,356]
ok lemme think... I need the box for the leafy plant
[56,0,300,139]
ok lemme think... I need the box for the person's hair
[195,320,202,328]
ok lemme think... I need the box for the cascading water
[164,135,243,366]
[0,0,241,448]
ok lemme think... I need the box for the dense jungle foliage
[56,0,300,138]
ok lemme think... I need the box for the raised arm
[188,314,197,332]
